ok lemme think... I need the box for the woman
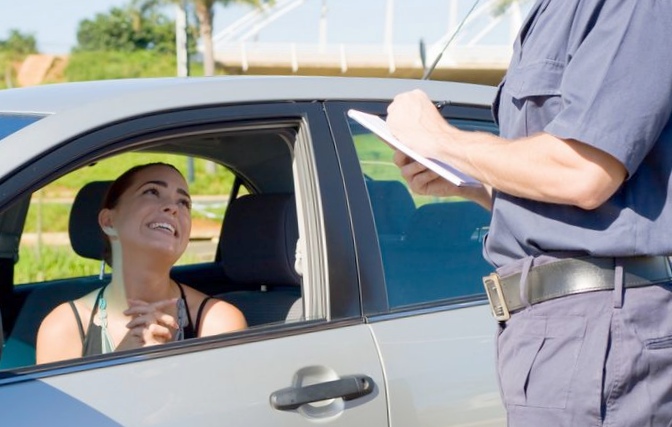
[36,163,247,363]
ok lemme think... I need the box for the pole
[176,1,189,78]
[176,1,195,182]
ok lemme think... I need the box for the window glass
[350,116,495,308]
[0,113,45,141]
[16,153,234,284]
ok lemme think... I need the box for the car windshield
[0,113,45,141]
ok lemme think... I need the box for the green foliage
[16,244,100,283]
[15,241,204,284]
[490,0,533,16]
[17,152,230,284]
[43,152,235,198]
[66,51,173,81]
[0,52,13,90]
[0,29,37,55]
[73,2,197,54]
[23,152,233,234]
[65,50,205,81]
[353,133,459,206]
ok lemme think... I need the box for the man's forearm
[438,130,627,210]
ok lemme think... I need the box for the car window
[0,113,46,141]
[349,116,495,308]
[15,153,234,284]
[0,113,319,372]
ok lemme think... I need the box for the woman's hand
[116,298,179,351]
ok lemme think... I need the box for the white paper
[347,109,481,187]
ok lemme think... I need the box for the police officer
[387,1,672,425]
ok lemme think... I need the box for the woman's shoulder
[179,284,247,334]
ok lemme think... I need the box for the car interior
[0,113,495,371]
[0,123,306,370]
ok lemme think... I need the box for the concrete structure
[212,0,529,85]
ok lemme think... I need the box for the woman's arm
[199,299,247,337]
[36,303,84,364]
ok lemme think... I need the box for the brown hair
[101,162,183,265]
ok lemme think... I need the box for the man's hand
[387,89,454,159]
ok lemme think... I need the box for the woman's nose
[163,201,178,214]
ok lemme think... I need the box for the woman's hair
[101,162,183,265]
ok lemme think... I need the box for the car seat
[216,193,302,326]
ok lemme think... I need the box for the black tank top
[69,283,212,357]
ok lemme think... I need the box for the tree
[179,0,273,76]
[74,2,191,54]
[0,29,38,55]
[491,0,532,16]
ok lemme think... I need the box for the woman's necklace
[97,288,115,354]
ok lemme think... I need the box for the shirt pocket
[501,60,565,136]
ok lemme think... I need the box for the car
[0,76,504,426]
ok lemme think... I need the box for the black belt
[482,256,672,322]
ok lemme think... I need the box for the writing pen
[435,100,450,110]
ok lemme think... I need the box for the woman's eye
[179,199,192,209]
[143,188,159,196]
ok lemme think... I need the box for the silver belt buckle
[483,273,510,322]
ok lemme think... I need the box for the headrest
[405,202,490,248]
[365,180,415,235]
[69,181,111,260]
[219,193,300,286]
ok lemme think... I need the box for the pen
[436,101,450,110]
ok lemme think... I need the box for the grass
[16,152,230,284]
[353,132,460,206]
[64,51,205,82]
[17,242,207,284]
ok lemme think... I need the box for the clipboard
[347,109,481,187]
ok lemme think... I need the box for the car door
[325,100,506,426]
[0,101,389,426]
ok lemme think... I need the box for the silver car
[0,76,504,426]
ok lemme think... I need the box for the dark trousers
[496,284,672,426]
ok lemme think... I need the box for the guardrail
[214,42,513,73]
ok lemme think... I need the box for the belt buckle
[483,273,510,322]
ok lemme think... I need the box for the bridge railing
[214,42,513,73]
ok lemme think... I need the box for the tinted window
[350,115,495,308]
[0,114,45,140]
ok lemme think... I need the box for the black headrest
[405,202,490,248]
[365,180,415,235]
[219,194,300,286]
[69,181,111,260]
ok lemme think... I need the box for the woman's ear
[98,209,118,237]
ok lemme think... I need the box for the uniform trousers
[496,283,672,426]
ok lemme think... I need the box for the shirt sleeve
[545,0,672,176]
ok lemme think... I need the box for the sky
[1,0,527,54]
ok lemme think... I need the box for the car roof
[0,76,495,115]
[0,76,496,179]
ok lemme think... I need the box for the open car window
[16,153,233,284]
[0,116,316,371]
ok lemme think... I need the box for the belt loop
[613,258,624,309]
[519,256,534,308]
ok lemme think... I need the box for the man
[386,1,672,425]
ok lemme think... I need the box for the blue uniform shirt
[486,0,672,268]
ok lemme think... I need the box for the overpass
[211,0,530,86]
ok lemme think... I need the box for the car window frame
[0,101,362,381]
[324,100,497,319]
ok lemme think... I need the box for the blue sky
[1,0,526,54]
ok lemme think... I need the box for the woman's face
[101,165,192,263]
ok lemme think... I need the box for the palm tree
[491,0,531,16]
[191,0,272,76]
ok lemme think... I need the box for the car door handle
[270,375,374,411]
